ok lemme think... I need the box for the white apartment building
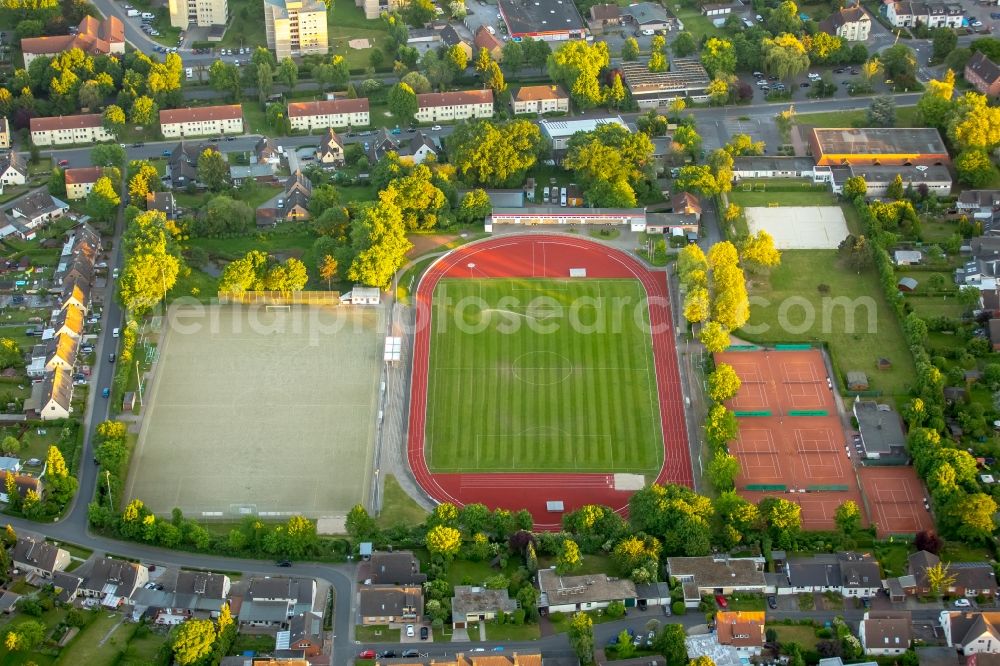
[264,0,328,60]
[884,0,963,28]
[511,85,570,115]
[30,114,114,147]
[414,90,494,123]
[168,0,228,29]
[287,98,371,131]
[159,105,244,138]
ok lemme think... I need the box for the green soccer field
[424,278,664,473]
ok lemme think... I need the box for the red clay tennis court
[715,348,865,530]
[858,466,934,537]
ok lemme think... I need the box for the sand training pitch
[125,304,384,519]
[745,206,849,249]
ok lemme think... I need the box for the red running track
[406,235,691,528]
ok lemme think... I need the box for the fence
[217,291,341,306]
[745,484,786,491]
[735,410,772,417]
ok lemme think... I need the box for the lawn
[425,278,663,474]
[0,607,67,666]
[874,542,910,578]
[769,624,820,650]
[538,553,613,577]
[793,106,919,129]
[242,102,269,135]
[54,612,125,665]
[941,542,992,563]
[229,634,276,654]
[187,228,315,261]
[729,189,840,208]
[484,622,541,641]
[396,256,436,306]
[355,625,400,642]
[739,250,917,398]
[376,474,428,528]
[673,6,722,41]
[446,557,519,588]
[119,628,168,665]
[327,3,393,71]
[168,266,218,302]
[218,0,267,50]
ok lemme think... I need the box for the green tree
[277,57,299,89]
[707,451,740,491]
[923,560,956,596]
[256,61,274,105]
[502,40,524,74]
[843,176,867,199]
[763,33,810,81]
[672,31,696,57]
[404,0,436,26]
[834,499,861,535]
[91,143,125,168]
[622,37,640,61]
[867,95,896,128]
[708,363,741,403]
[568,612,595,664]
[119,250,180,313]
[932,28,958,60]
[426,524,462,558]
[0,437,18,457]
[387,82,418,123]
[345,504,377,540]
[447,119,542,187]
[767,0,802,34]
[548,40,609,109]
[683,287,710,324]
[701,38,737,77]
[197,149,229,192]
[129,95,157,125]
[699,321,730,353]
[886,173,905,200]
[654,624,687,666]
[208,60,241,100]
[956,149,995,187]
[458,188,492,225]
[85,176,120,222]
[739,230,781,270]
[648,50,667,72]
[170,618,216,666]
[725,133,765,156]
[556,538,583,574]
[445,44,468,73]
[318,255,338,289]
[672,124,702,159]
[484,60,506,94]
[881,43,917,83]
[400,71,431,94]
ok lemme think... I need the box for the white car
[431,125,442,131]
[112,327,120,338]
[972,19,983,27]
[955,598,972,608]
[641,29,654,35]
[406,625,415,637]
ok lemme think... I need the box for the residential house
[893,250,923,265]
[536,569,637,614]
[168,0,228,28]
[415,90,494,123]
[63,166,103,200]
[159,105,245,139]
[281,171,312,221]
[355,0,404,20]
[966,52,1000,98]
[439,25,473,60]
[622,2,674,31]
[146,192,178,220]
[451,585,518,629]
[79,557,149,604]
[21,15,125,67]
[635,582,671,609]
[61,282,90,315]
[166,142,221,189]
[238,577,316,627]
[588,3,622,32]
[511,85,570,115]
[359,585,423,624]
[29,114,114,147]
[364,128,400,164]
[264,0,328,60]
[498,0,587,41]
[230,164,277,186]
[0,118,10,149]
[36,368,73,420]
[665,556,767,607]
[853,400,907,461]
[0,473,42,503]
[316,128,345,166]
[11,536,70,578]
[819,5,871,41]
[173,571,231,610]
[956,236,1000,290]
[958,190,1000,228]
[45,333,78,372]
[941,611,1000,655]
[910,551,998,599]
[860,611,912,655]
[286,611,324,657]
[287,98,370,131]
[671,192,702,220]
[366,551,427,586]
[0,211,28,241]
[255,137,282,167]
[51,571,82,603]
[884,0,963,29]
[53,306,84,340]
[474,25,504,61]
[11,191,69,232]
[716,611,766,655]
[0,152,26,188]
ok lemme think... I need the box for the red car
[58,159,69,167]
[715,594,728,609]
[358,650,376,659]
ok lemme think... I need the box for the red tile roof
[159,105,244,125]
[514,85,567,102]
[63,166,103,185]
[21,16,123,55]
[417,90,494,108]
[286,98,371,117]
[30,114,104,133]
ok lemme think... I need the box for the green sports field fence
[775,343,812,350]
[788,410,829,416]
[725,345,762,351]
[807,484,850,491]
[735,410,772,417]
[745,484,786,491]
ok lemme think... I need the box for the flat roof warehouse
[809,127,950,165]
[499,0,587,39]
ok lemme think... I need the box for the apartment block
[30,114,114,147]
[264,0,328,60]
[287,98,371,131]
[168,0,228,29]
[414,90,494,123]
[159,105,244,138]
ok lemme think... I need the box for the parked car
[102,387,110,398]
[420,626,429,640]
[378,651,397,659]
[406,624,415,637]
[715,594,729,608]
[767,595,778,609]
[108,353,116,363]
[955,598,972,607]
[402,650,419,658]
[358,650,376,659]
[430,125,442,131]
[58,159,69,167]
[276,560,292,567]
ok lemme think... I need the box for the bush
[605,600,626,618]
[671,600,686,615]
